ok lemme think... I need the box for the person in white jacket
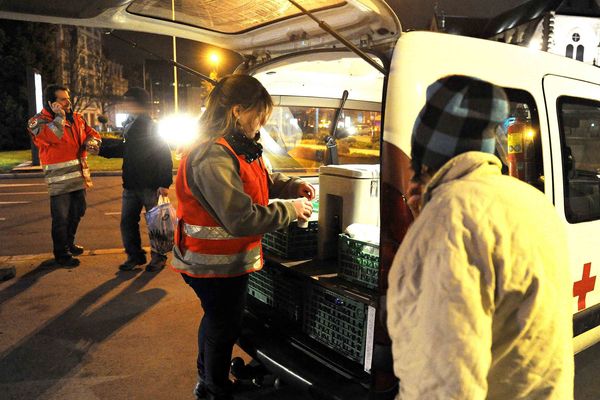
[386,75,574,400]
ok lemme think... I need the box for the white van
[3,1,599,398]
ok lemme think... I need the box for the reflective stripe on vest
[171,244,262,278]
[183,223,236,240]
[43,159,85,196]
[43,159,81,171]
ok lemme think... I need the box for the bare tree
[60,26,95,113]
[92,56,121,122]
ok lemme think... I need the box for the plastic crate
[262,220,318,260]
[303,284,368,363]
[247,264,303,323]
[338,234,380,290]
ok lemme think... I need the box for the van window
[559,97,600,223]
[261,106,381,171]
[494,89,544,191]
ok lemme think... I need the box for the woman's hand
[292,197,313,221]
[157,187,169,197]
[297,182,316,200]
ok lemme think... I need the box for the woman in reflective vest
[172,75,314,400]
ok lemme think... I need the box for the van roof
[398,31,600,87]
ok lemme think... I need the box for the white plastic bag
[145,195,177,254]
[345,223,380,245]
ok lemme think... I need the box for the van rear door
[543,75,600,351]
[0,0,400,57]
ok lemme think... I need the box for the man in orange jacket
[27,84,102,266]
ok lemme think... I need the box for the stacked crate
[337,234,380,290]
[303,284,368,364]
[247,264,303,323]
[261,220,318,260]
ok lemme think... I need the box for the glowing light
[526,129,536,139]
[34,73,43,113]
[115,113,129,128]
[528,40,542,51]
[158,114,199,146]
[318,119,331,129]
[209,53,219,65]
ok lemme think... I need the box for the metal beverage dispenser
[317,164,380,260]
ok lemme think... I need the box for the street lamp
[208,52,220,80]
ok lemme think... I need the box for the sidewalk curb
[0,171,122,179]
[0,247,141,264]
[0,170,177,180]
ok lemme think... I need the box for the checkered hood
[411,75,509,177]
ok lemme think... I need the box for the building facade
[54,25,128,130]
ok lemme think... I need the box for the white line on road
[0,192,47,195]
[0,201,31,205]
[0,183,45,188]
[104,212,121,215]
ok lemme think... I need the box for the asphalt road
[0,176,170,257]
[1,174,599,399]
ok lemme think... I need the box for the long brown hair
[189,74,273,156]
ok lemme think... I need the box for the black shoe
[69,244,84,256]
[55,255,80,267]
[194,381,207,399]
[145,256,166,272]
[119,255,147,271]
[206,392,233,400]
[205,381,235,400]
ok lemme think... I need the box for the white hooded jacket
[386,151,574,400]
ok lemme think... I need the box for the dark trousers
[182,273,249,396]
[50,189,86,258]
[120,188,165,260]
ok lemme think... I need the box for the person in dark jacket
[99,87,173,271]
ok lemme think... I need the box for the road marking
[104,212,121,215]
[0,183,45,188]
[0,201,31,205]
[0,191,47,195]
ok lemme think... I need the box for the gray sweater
[186,143,300,238]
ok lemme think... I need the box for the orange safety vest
[27,108,100,196]
[171,137,270,278]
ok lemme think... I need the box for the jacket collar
[40,108,73,126]
[421,151,503,207]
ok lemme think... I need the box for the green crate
[262,220,318,260]
[303,284,368,364]
[338,234,380,290]
[247,264,303,323]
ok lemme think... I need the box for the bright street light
[209,53,219,65]
[158,114,199,147]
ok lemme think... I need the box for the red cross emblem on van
[573,262,596,311]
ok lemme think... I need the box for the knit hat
[411,75,509,177]
[123,87,150,106]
